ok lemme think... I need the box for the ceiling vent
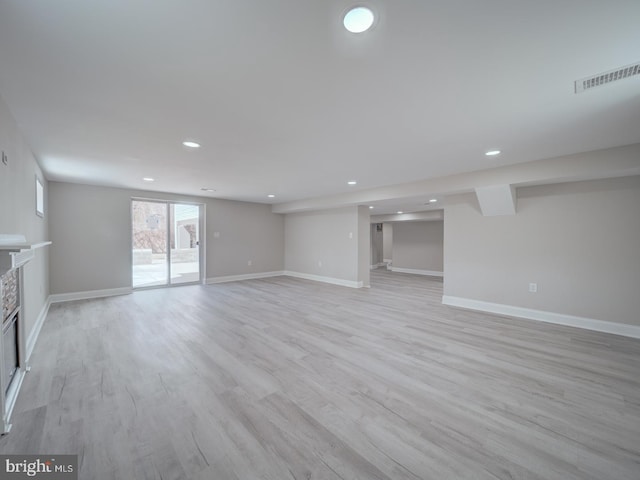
[575,62,640,93]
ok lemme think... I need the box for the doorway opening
[131,199,204,288]
[370,222,392,270]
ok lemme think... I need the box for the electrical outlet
[247,260,252,266]
[213,231,220,238]
[318,260,322,267]
[529,283,538,293]
[348,232,353,239]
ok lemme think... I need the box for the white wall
[48,182,284,294]
[0,94,49,342]
[391,221,444,273]
[444,176,640,327]
[284,207,367,287]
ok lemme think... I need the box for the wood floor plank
[1,269,639,479]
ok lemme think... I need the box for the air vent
[575,62,640,93]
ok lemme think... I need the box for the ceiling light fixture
[343,6,375,33]
[268,194,275,198]
[142,177,155,182]
[201,188,215,192]
[183,140,201,148]
[369,206,374,209]
[347,181,357,185]
[397,211,403,214]
[485,150,501,156]
[429,198,438,203]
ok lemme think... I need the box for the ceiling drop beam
[474,184,517,216]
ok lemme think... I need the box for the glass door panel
[169,203,201,285]
[132,200,169,288]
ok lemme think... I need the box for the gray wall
[383,223,393,261]
[444,176,640,326]
[357,206,370,287]
[285,207,362,283]
[371,224,383,266]
[49,183,130,293]
[207,198,285,278]
[0,94,49,340]
[48,182,284,294]
[392,221,444,272]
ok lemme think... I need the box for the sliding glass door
[132,200,168,288]
[169,203,201,285]
[132,199,202,288]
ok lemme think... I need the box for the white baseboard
[370,262,387,270]
[283,271,364,289]
[26,296,51,361]
[442,295,640,339]
[206,271,284,284]
[390,267,443,277]
[49,287,133,304]
[3,369,26,433]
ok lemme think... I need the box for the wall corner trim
[26,296,52,361]
[442,295,640,339]
[283,271,364,288]
[49,287,133,304]
[206,271,285,284]
[390,267,444,277]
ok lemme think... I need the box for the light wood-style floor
[2,270,639,479]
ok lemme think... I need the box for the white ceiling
[0,0,639,212]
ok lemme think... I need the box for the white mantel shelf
[0,242,51,252]
[0,240,52,277]
[0,241,52,251]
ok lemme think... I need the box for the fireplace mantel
[0,235,51,276]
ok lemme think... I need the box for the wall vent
[575,62,640,93]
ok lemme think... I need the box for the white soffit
[475,185,517,216]
[370,210,444,223]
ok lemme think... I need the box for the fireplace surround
[1,268,19,395]
[0,234,51,433]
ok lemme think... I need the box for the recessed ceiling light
[347,181,357,185]
[142,177,155,182]
[369,206,374,209]
[429,198,438,203]
[183,140,201,148]
[485,150,501,156]
[397,211,403,214]
[268,194,275,198]
[343,6,375,33]
[201,188,215,192]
